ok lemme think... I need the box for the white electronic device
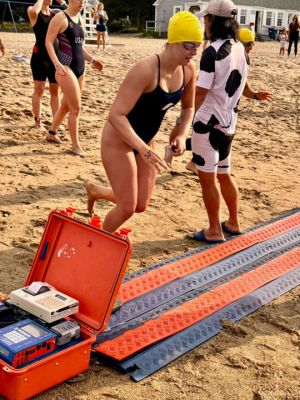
[9,282,79,323]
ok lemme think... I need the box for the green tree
[105,0,154,31]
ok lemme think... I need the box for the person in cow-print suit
[188,0,249,243]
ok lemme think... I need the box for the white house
[152,0,300,35]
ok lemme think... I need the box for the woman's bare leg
[49,82,60,117]
[101,32,106,51]
[101,140,139,232]
[32,80,45,127]
[47,68,84,155]
[97,32,101,49]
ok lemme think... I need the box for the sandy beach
[0,32,299,399]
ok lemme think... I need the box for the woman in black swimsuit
[85,11,203,233]
[45,0,103,156]
[27,0,65,129]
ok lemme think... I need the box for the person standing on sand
[27,0,66,129]
[287,15,300,57]
[239,28,272,102]
[93,2,109,51]
[186,0,248,244]
[278,28,288,57]
[0,37,5,57]
[85,11,203,233]
[45,0,103,156]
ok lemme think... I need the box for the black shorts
[30,51,57,84]
[96,23,106,32]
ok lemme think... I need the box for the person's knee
[34,86,44,97]
[69,104,81,117]
[118,204,136,220]
[198,171,217,187]
[217,172,231,183]
[49,86,59,97]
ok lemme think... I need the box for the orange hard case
[0,210,132,400]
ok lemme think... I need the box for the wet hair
[207,15,240,42]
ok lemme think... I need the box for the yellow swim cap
[168,11,203,44]
[239,28,255,43]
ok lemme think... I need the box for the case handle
[89,215,102,229]
[114,227,132,241]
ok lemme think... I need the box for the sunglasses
[182,42,199,51]
[245,42,254,47]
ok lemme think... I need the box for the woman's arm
[45,12,68,75]
[27,0,43,26]
[108,60,152,151]
[93,10,98,23]
[107,57,168,171]
[82,47,103,71]
[171,63,196,155]
[243,81,272,101]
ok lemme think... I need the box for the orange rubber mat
[118,212,300,302]
[97,247,300,360]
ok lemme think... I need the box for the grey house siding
[154,0,187,33]
[153,0,300,34]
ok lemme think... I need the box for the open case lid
[25,210,132,333]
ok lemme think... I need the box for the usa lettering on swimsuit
[75,37,84,44]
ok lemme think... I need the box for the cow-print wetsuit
[192,39,249,173]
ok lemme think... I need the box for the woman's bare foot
[85,181,115,216]
[45,132,64,144]
[185,160,198,175]
[85,181,98,216]
[71,145,86,157]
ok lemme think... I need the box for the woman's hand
[55,63,68,76]
[170,135,186,156]
[91,58,103,71]
[139,146,168,173]
[255,91,272,101]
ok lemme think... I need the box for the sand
[0,32,299,400]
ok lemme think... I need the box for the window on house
[266,11,272,26]
[277,12,283,26]
[173,6,182,14]
[240,9,247,25]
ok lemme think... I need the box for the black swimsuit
[31,11,56,83]
[57,12,85,78]
[127,55,185,144]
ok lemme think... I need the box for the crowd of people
[1,0,298,242]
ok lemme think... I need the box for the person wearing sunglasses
[85,11,203,233]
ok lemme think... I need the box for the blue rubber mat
[103,227,300,336]
[118,267,300,381]
[96,239,299,344]
[122,208,300,282]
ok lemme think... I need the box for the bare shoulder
[51,10,66,22]
[49,10,67,31]
[184,62,197,84]
[127,55,157,80]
